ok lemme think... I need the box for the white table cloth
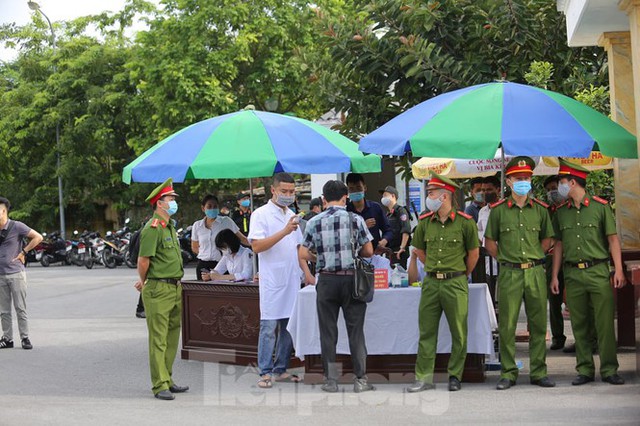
[287,283,497,360]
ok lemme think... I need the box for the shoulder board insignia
[592,196,609,205]
[557,201,569,209]
[490,199,506,209]
[419,212,434,220]
[457,211,472,220]
[150,219,159,228]
[160,220,167,228]
[532,198,549,209]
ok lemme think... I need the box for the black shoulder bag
[348,213,375,303]
[0,220,15,247]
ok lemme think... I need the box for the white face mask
[380,196,393,207]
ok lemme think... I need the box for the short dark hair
[543,175,559,188]
[346,173,365,186]
[323,180,348,202]
[215,229,241,254]
[0,197,10,211]
[469,177,483,188]
[565,174,587,188]
[483,176,501,189]
[201,194,219,207]
[273,172,295,186]
[309,197,323,209]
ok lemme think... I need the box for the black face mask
[485,192,498,204]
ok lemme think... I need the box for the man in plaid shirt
[299,180,374,393]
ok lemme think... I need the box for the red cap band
[558,163,588,180]
[428,176,457,193]
[149,185,175,205]
[505,161,534,176]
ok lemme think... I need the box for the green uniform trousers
[415,275,468,382]
[498,265,548,381]
[545,257,566,344]
[564,263,618,378]
[142,279,182,394]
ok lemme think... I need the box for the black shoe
[0,337,14,349]
[321,380,338,393]
[563,343,576,353]
[154,390,175,400]
[448,376,461,392]
[571,375,594,386]
[550,339,566,350]
[169,384,189,393]
[353,377,375,393]
[496,378,516,390]
[405,380,435,393]
[21,337,32,350]
[136,311,146,318]
[530,377,555,387]
[602,374,625,385]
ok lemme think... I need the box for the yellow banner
[542,151,613,167]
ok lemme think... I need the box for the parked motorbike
[67,230,86,267]
[101,219,131,269]
[39,232,71,267]
[81,231,105,269]
[177,226,196,264]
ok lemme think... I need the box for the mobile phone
[292,216,300,224]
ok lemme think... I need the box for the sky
[0,0,155,61]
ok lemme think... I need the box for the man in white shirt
[248,173,314,389]
[191,194,249,280]
[477,176,500,304]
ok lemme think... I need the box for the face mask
[205,208,219,219]
[474,192,485,203]
[164,200,178,216]
[381,197,392,207]
[240,199,250,208]
[276,194,295,207]
[512,180,531,196]
[558,182,571,198]
[546,190,565,205]
[349,191,365,202]
[426,195,443,213]
[485,192,498,204]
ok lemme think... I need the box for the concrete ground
[1,264,638,425]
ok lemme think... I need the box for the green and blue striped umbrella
[359,82,637,159]
[123,110,381,183]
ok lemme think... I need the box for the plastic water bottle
[391,266,401,288]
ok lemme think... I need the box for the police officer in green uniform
[543,175,567,350]
[134,178,189,400]
[379,185,412,266]
[550,159,626,386]
[406,172,479,393]
[484,156,556,390]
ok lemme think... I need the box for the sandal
[275,373,302,383]
[257,376,272,389]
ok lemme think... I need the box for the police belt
[500,259,545,269]
[427,271,466,280]
[148,278,181,285]
[564,259,609,270]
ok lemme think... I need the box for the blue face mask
[205,208,219,219]
[349,191,365,202]
[165,200,178,216]
[512,180,531,196]
[240,199,250,208]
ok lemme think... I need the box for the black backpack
[128,229,142,264]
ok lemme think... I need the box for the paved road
[1,265,639,425]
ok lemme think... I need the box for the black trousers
[136,294,144,313]
[316,273,367,381]
[196,259,218,280]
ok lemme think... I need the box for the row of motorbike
[25,219,196,269]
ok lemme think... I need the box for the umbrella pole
[500,148,505,199]
[249,178,258,280]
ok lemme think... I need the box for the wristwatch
[21,249,27,256]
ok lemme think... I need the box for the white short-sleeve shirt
[191,216,240,262]
[213,246,253,281]
[248,200,303,320]
[478,205,498,276]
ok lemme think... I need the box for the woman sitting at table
[202,229,253,282]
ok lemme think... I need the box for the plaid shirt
[302,206,373,272]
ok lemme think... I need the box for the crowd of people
[0,155,628,400]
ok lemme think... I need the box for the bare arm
[465,247,480,276]
[550,240,563,295]
[23,229,43,252]
[299,255,316,285]
[191,240,199,254]
[484,238,498,259]
[540,237,553,254]
[608,234,626,288]
[236,231,250,247]
[413,247,426,265]
[251,217,298,254]
[359,241,374,258]
[408,249,419,283]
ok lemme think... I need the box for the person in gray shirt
[0,197,43,350]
